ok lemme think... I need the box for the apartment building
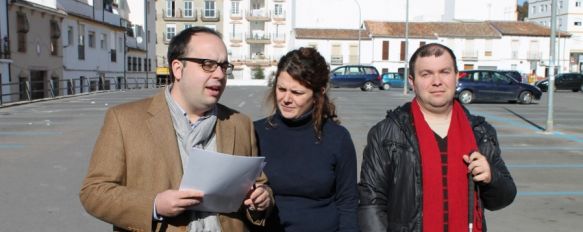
[155,0,224,82]
[528,0,583,72]
[6,0,66,102]
[223,0,291,82]
[1,0,10,103]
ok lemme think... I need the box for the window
[231,1,240,14]
[484,39,493,57]
[78,24,85,46]
[560,0,563,8]
[511,40,519,59]
[100,33,107,49]
[204,0,216,17]
[382,41,389,60]
[532,6,536,13]
[575,21,582,26]
[577,1,581,7]
[50,20,60,56]
[166,0,175,17]
[133,57,137,71]
[127,56,132,71]
[67,26,74,46]
[138,58,142,72]
[274,4,283,16]
[88,31,95,48]
[166,24,176,41]
[349,44,358,64]
[16,12,28,53]
[78,24,85,60]
[184,0,193,17]
[331,44,342,65]
[184,24,193,30]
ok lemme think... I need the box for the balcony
[230,33,244,43]
[246,8,271,21]
[527,51,542,60]
[0,37,10,60]
[272,33,286,43]
[201,9,221,22]
[246,32,271,44]
[272,11,286,22]
[273,0,285,2]
[230,10,243,20]
[462,50,478,61]
[162,8,198,21]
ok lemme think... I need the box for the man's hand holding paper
[179,148,267,213]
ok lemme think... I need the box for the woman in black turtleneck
[254,47,359,232]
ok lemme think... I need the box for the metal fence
[0,76,161,106]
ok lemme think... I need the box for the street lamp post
[353,0,361,65]
[403,0,410,95]
[546,0,558,133]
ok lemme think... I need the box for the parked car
[456,70,542,104]
[535,73,583,92]
[330,65,381,91]
[499,70,524,83]
[380,72,405,90]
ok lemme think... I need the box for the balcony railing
[230,33,244,43]
[272,33,286,43]
[230,10,243,20]
[527,51,542,60]
[201,9,221,22]
[246,33,271,43]
[272,11,286,21]
[162,8,197,21]
[1,37,10,59]
[246,9,271,21]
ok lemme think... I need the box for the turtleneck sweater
[254,111,359,232]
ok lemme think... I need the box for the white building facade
[224,0,292,83]
[528,0,583,72]
[58,0,127,93]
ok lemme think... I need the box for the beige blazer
[80,90,269,232]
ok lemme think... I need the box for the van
[330,65,381,91]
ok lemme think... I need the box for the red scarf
[411,99,482,232]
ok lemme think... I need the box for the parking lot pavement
[0,87,582,231]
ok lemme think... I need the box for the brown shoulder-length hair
[266,47,339,142]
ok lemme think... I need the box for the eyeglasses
[177,57,234,74]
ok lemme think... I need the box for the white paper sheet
[179,148,266,213]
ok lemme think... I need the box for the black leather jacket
[358,102,516,232]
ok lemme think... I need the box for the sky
[518,0,526,5]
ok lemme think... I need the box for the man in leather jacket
[358,43,516,232]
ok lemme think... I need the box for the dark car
[380,72,405,90]
[456,70,542,104]
[535,73,583,92]
[330,65,381,91]
[499,70,524,83]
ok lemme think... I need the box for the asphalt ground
[0,86,582,231]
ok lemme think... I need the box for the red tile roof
[294,28,371,40]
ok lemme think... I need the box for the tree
[517,2,529,21]
[253,66,265,79]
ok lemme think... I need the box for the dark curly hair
[266,47,339,142]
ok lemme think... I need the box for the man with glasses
[80,26,273,232]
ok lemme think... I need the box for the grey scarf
[164,86,222,232]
